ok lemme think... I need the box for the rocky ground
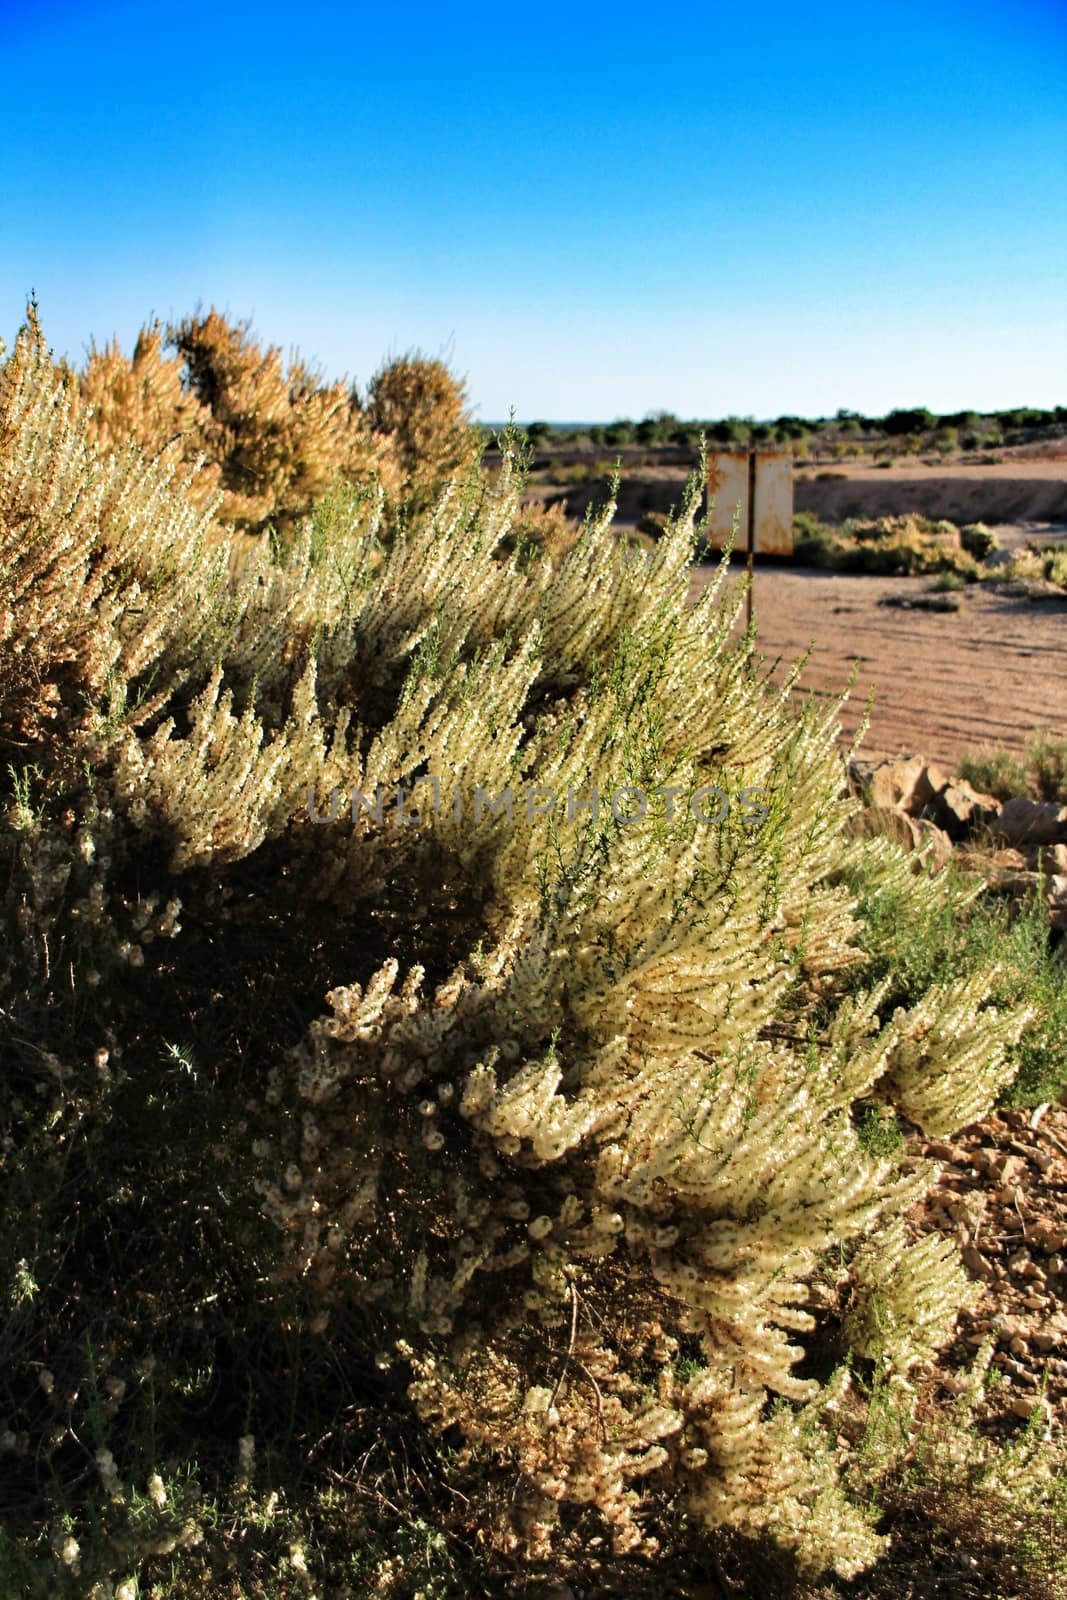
[915,1104,1067,1431]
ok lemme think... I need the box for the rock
[1028,1219,1067,1254]
[924,779,1000,839]
[865,755,928,813]
[1009,1395,1050,1422]
[915,817,954,870]
[910,762,952,815]
[925,1140,964,1163]
[990,577,1067,603]
[992,797,1067,847]
[1023,842,1067,872]
[994,1154,1026,1184]
[848,806,924,851]
[962,1244,996,1282]
[1000,870,1049,897]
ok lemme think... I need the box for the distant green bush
[792,514,980,579]
[961,732,1067,805]
[960,522,998,559]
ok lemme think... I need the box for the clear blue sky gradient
[1,0,1064,420]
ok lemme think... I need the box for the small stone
[925,1140,963,1162]
[1008,1395,1051,1425]
[1010,1337,1029,1358]
[1027,1219,1067,1254]
[1033,1332,1060,1352]
[962,1245,996,1282]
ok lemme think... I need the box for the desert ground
[689,536,1067,767]
[793,454,1067,526]
[542,448,1067,769]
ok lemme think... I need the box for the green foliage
[840,854,1067,1105]
[958,747,1029,801]
[960,521,998,559]
[960,732,1067,804]
[855,1103,905,1160]
[791,513,980,578]
[882,407,935,437]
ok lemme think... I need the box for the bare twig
[574,1358,608,1445]
[549,1278,580,1410]
[1036,1125,1067,1160]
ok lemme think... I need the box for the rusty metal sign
[704,450,793,556]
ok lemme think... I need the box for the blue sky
[1,0,1064,421]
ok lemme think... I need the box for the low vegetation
[791,513,983,579]
[842,854,1067,1107]
[959,734,1067,807]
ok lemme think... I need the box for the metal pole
[746,447,756,632]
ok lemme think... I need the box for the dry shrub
[794,514,980,579]
[78,311,477,540]
[498,496,582,567]
[365,350,478,514]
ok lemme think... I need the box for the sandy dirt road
[688,563,1067,767]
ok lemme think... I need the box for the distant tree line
[488,403,1067,456]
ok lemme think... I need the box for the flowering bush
[0,306,1050,1596]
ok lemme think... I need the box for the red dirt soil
[689,564,1067,768]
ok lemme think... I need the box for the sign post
[702,448,794,635]
[746,448,757,633]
